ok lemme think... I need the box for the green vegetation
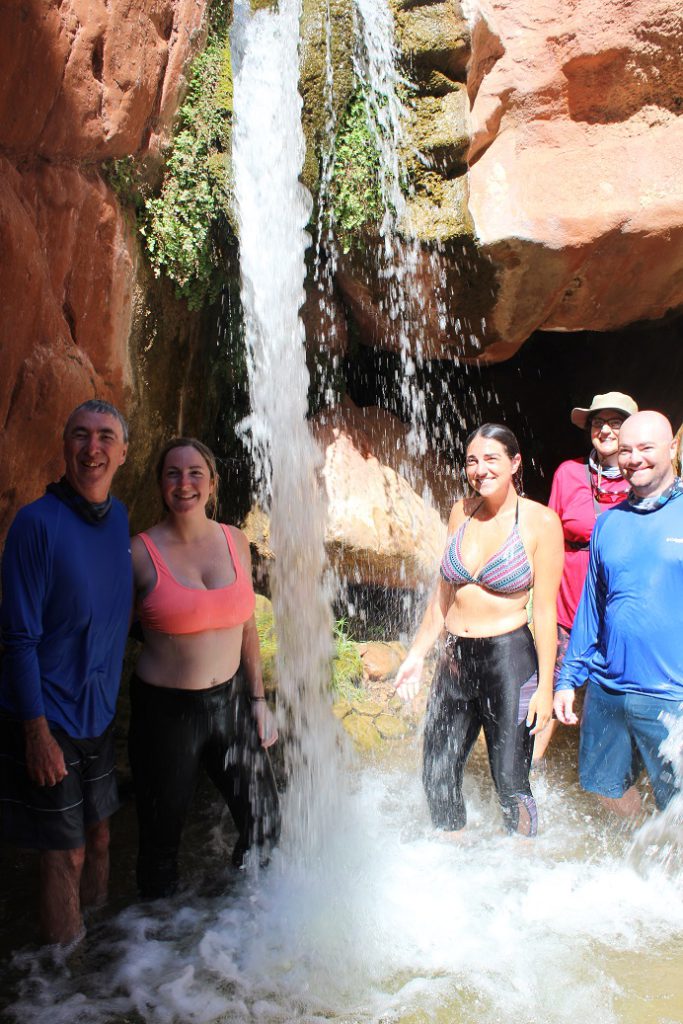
[331,618,364,697]
[254,598,363,697]
[330,89,383,252]
[105,0,234,309]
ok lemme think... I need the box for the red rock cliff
[0,0,208,536]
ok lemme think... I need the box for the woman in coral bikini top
[395,423,564,839]
[128,437,280,898]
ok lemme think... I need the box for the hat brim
[570,406,633,430]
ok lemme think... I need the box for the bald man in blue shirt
[555,411,683,819]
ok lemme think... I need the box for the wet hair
[64,399,129,442]
[156,437,220,517]
[465,422,524,495]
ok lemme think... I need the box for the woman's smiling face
[465,436,520,497]
[160,445,215,516]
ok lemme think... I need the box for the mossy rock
[354,700,386,718]
[342,712,382,751]
[332,700,353,719]
[300,0,356,194]
[375,713,409,739]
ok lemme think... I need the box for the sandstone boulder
[244,400,451,589]
[466,0,683,357]
[0,0,210,540]
[0,158,135,535]
[0,0,207,161]
[312,400,449,588]
[358,640,406,681]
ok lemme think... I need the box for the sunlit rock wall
[465,0,683,359]
[301,0,683,364]
[0,0,209,538]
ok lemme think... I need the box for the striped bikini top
[440,501,533,595]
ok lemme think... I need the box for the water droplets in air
[231,0,343,861]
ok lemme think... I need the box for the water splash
[629,710,683,872]
[231,0,343,860]
[6,756,683,1023]
[351,0,431,469]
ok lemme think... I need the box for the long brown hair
[156,437,220,518]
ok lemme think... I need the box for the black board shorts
[0,717,119,850]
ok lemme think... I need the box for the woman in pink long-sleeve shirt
[532,392,637,764]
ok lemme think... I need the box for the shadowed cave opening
[339,311,683,634]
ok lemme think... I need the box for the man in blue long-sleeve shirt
[555,411,683,818]
[0,400,132,944]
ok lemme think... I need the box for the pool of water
[1,729,682,1024]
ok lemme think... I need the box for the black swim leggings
[422,624,538,836]
[128,672,281,898]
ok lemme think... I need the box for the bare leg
[531,718,559,764]
[80,818,110,908]
[598,786,642,819]
[40,847,86,945]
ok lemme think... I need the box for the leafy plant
[105,0,234,309]
[254,599,363,697]
[330,89,383,252]
[331,617,364,697]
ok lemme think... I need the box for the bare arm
[394,501,459,701]
[526,505,564,735]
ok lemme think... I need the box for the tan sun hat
[570,391,638,430]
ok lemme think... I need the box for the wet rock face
[308,0,683,364]
[0,0,209,537]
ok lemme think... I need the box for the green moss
[330,89,383,252]
[105,0,234,310]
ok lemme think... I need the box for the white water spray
[4,4,683,1023]
[231,0,343,859]
[351,0,430,468]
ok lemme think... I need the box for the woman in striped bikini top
[440,500,533,595]
[395,423,564,737]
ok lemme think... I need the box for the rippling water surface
[3,733,682,1024]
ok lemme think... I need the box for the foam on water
[6,2,683,1020]
[7,751,683,1024]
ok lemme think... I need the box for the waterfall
[231,0,343,861]
[351,0,431,470]
[4,4,683,1024]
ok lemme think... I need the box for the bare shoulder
[131,533,154,585]
[519,497,563,554]
[223,523,252,564]
[520,496,561,529]
[447,497,468,531]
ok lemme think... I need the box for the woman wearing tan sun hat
[532,391,638,765]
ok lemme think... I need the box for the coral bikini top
[136,525,255,635]
[440,501,533,596]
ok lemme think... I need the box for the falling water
[350,0,430,469]
[3,2,683,1022]
[231,0,342,859]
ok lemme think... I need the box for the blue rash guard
[557,492,683,700]
[0,493,132,738]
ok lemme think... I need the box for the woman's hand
[394,651,425,702]
[526,686,553,736]
[251,698,278,748]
